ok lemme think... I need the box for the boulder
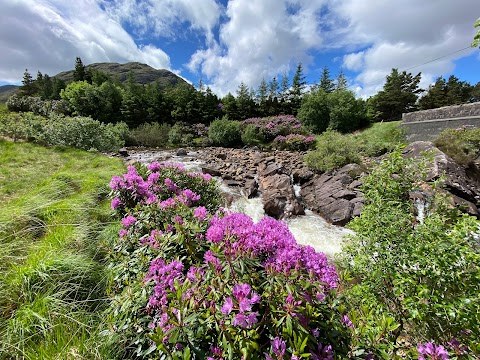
[300,164,365,225]
[118,148,129,157]
[176,148,187,156]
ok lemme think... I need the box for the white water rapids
[127,149,353,256]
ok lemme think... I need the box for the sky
[1,0,479,98]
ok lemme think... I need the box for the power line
[360,45,476,88]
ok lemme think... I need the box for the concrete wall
[402,102,480,142]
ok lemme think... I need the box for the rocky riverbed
[117,141,480,226]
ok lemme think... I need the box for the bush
[0,112,127,151]
[6,94,68,116]
[241,123,266,146]
[242,115,308,142]
[304,130,361,172]
[208,117,242,147]
[339,151,480,355]
[434,126,480,166]
[107,163,352,358]
[272,134,316,151]
[168,122,195,147]
[130,122,171,147]
[353,121,406,156]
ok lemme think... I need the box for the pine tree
[268,77,279,100]
[73,57,86,82]
[290,63,307,115]
[319,66,334,93]
[19,69,35,96]
[335,70,348,91]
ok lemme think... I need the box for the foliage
[0,140,125,358]
[208,117,242,147]
[106,163,354,359]
[241,123,266,146]
[168,121,196,147]
[272,134,316,151]
[242,115,308,142]
[368,68,422,122]
[419,76,474,110]
[339,151,480,355]
[297,89,330,134]
[129,122,171,147]
[6,94,68,116]
[434,126,480,166]
[328,90,369,133]
[304,130,361,172]
[0,112,127,151]
[472,17,480,48]
[353,121,406,157]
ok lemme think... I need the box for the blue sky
[1,0,479,98]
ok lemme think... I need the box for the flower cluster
[417,342,449,360]
[242,115,307,141]
[221,283,260,328]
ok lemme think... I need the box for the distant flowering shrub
[242,115,310,143]
[272,134,316,151]
[107,162,353,358]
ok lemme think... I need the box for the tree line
[15,57,480,134]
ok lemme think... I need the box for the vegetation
[0,140,125,358]
[434,126,480,166]
[0,112,128,151]
[419,75,479,109]
[304,121,406,172]
[208,117,242,147]
[339,151,480,356]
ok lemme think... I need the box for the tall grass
[0,139,125,359]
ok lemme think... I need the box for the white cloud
[187,0,331,96]
[0,0,171,83]
[334,0,479,97]
[103,0,222,43]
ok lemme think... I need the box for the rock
[217,153,227,160]
[292,169,314,184]
[403,141,480,209]
[300,164,364,225]
[202,167,222,177]
[259,169,304,219]
[244,179,258,198]
[224,179,242,187]
[118,148,129,157]
[176,148,187,156]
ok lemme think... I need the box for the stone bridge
[402,102,480,142]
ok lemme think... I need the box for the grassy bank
[0,140,125,359]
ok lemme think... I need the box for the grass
[0,139,125,359]
[306,121,406,173]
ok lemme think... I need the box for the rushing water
[127,148,352,256]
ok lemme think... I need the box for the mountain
[0,85,19,103]
[55,62,188,87]
[0,62,189,103]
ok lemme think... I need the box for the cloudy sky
[1,0,479,97]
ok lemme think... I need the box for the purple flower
[194,206,208,221]
[221,297,234,314]
[164,178,178,192]
[341,313,354,328]
[119,229,128,238]
[159,197,176,209]
[417,342,449,360]
[121,215,136,228]
[111,197,123,209]
[148,162,161,172]
[173,215,183,225]
[271,337,286,357]
[204,250,222,272]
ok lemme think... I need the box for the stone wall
[402,102,480,142]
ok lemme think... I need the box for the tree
[19,69,36,96]
[73,57,86,82]
[472,17,480,48]
[236,82,255,119]
[297,89,330,134]
[280,71,290,102]
[319,66,335,93]
[256,78,268,116]
[418,77,447,110]
[335,70,348,91]
[328,90,369,133]
[419,76,473,110]
[369,68,422,121]
[268,77,279,100]
[290,63,307,115]
[221,93,239,120]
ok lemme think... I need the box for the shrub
[339,151,480,354]
[304,130,361,172]
[208,117,242,147]
[242,115,307,142]
[106,164,353,359]
[241,123,266,146]
[0,112,127,151]
[353,121,406,156]
[6,94,68,116]
[272,134,316,151]
[130,122,171,147]
[434,126,480,166]
[168,122,195,147]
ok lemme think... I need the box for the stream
[126,148,353,256]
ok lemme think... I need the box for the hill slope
[0,62,189,103]
[55,62,188,87]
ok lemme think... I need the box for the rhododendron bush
[106,162,351,359]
